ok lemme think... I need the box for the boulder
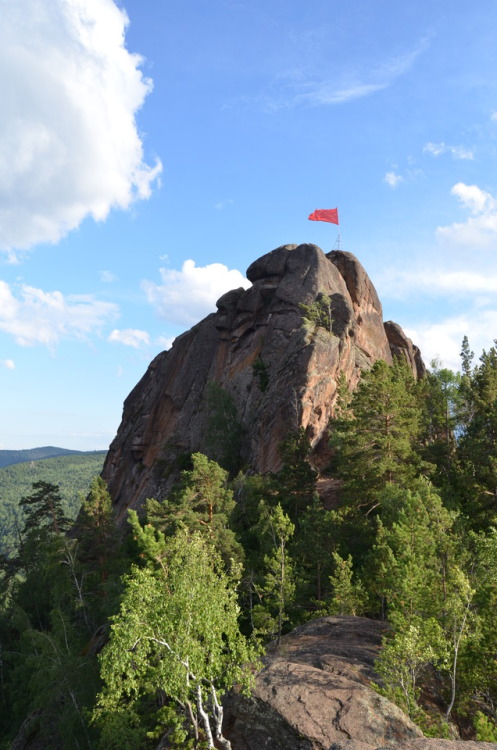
[223,617,497,750]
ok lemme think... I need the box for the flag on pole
[308,208,339,224]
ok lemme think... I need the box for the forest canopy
[1,338,497,746]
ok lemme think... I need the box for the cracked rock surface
[100,244,424,527]
[223,617,497,750]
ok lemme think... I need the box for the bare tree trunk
[197,684,215,749]
[446,605,470,721]
[211,684,232,750]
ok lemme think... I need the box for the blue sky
[2,0,497,450]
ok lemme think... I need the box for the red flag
[308,208,339,225]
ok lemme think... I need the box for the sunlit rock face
[223,616,490,750]
[101,244,424,526]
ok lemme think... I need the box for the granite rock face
[101,244,424,525]
[223,617,496,750]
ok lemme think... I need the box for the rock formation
[224,616,496,750]
[102,244,424,526]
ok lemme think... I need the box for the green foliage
[474,711,497,741]
[19,480,70,536]
[330,358,424,511]
[6,339,497,742]
[0,451,106,556]
[375,615,445,719]
[419,360,461,492]
[0,476,124,748]
[299,293,333,333]
[455,342,497,528]
[204,382,243,475]
[293,499,338,608]
[326,552,366,616]
[93,526,261,748]
[366,480,454,620]
[276,428,317,525]
[252,355,270,391]
[0,446,99,469]
[145,452,243,568]
[252,502,295,644]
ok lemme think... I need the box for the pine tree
[275,428,317,526]
[146,453,243,567]
[456,343,497,527]
[19,480,70,537]
[330,359,424,512]
[327,552,366,616]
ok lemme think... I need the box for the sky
[2,0,497,450]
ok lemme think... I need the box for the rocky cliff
[102,243,424,525]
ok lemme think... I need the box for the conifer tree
[456,343,497,527]
[330,358,423,511]
[146,453,243,567]
[19,480,70,537]
[327,552,366,616]
[275,428,317,525]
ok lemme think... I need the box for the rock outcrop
[224,616,496,750]
[102,244,424,525]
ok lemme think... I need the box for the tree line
[1,335,497,746]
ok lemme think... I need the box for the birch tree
[93,524,260,749]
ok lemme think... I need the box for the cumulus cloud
[423,142,474,160]
[0,0,162,255]
[436,183,497,247]
[2,359,15,370]
[108,328,150,348]
[142,259,252,326]
[405,310,497,371]
[384,171,403,189]
[0,280,119,348]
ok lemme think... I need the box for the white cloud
[378,267,497,299]
[406,310,497,371]
[436,183,497,247]
[156,335,175,351]
[108,328,150,348]
[0,280,119,348]
[423,142,474,160]
[294,81,387,107]
[0,0,162,255]
[142,259,252,326]
[299,40,428,107]
[255,36,429,111]
[2,359,15,370]
[384,171,403,189]
[451,183,496,214]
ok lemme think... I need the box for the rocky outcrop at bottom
[223,617,497,750]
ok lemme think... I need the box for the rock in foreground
[224,617,497,750]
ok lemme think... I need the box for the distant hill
[0,451,107,556]
[0,446,106,469]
